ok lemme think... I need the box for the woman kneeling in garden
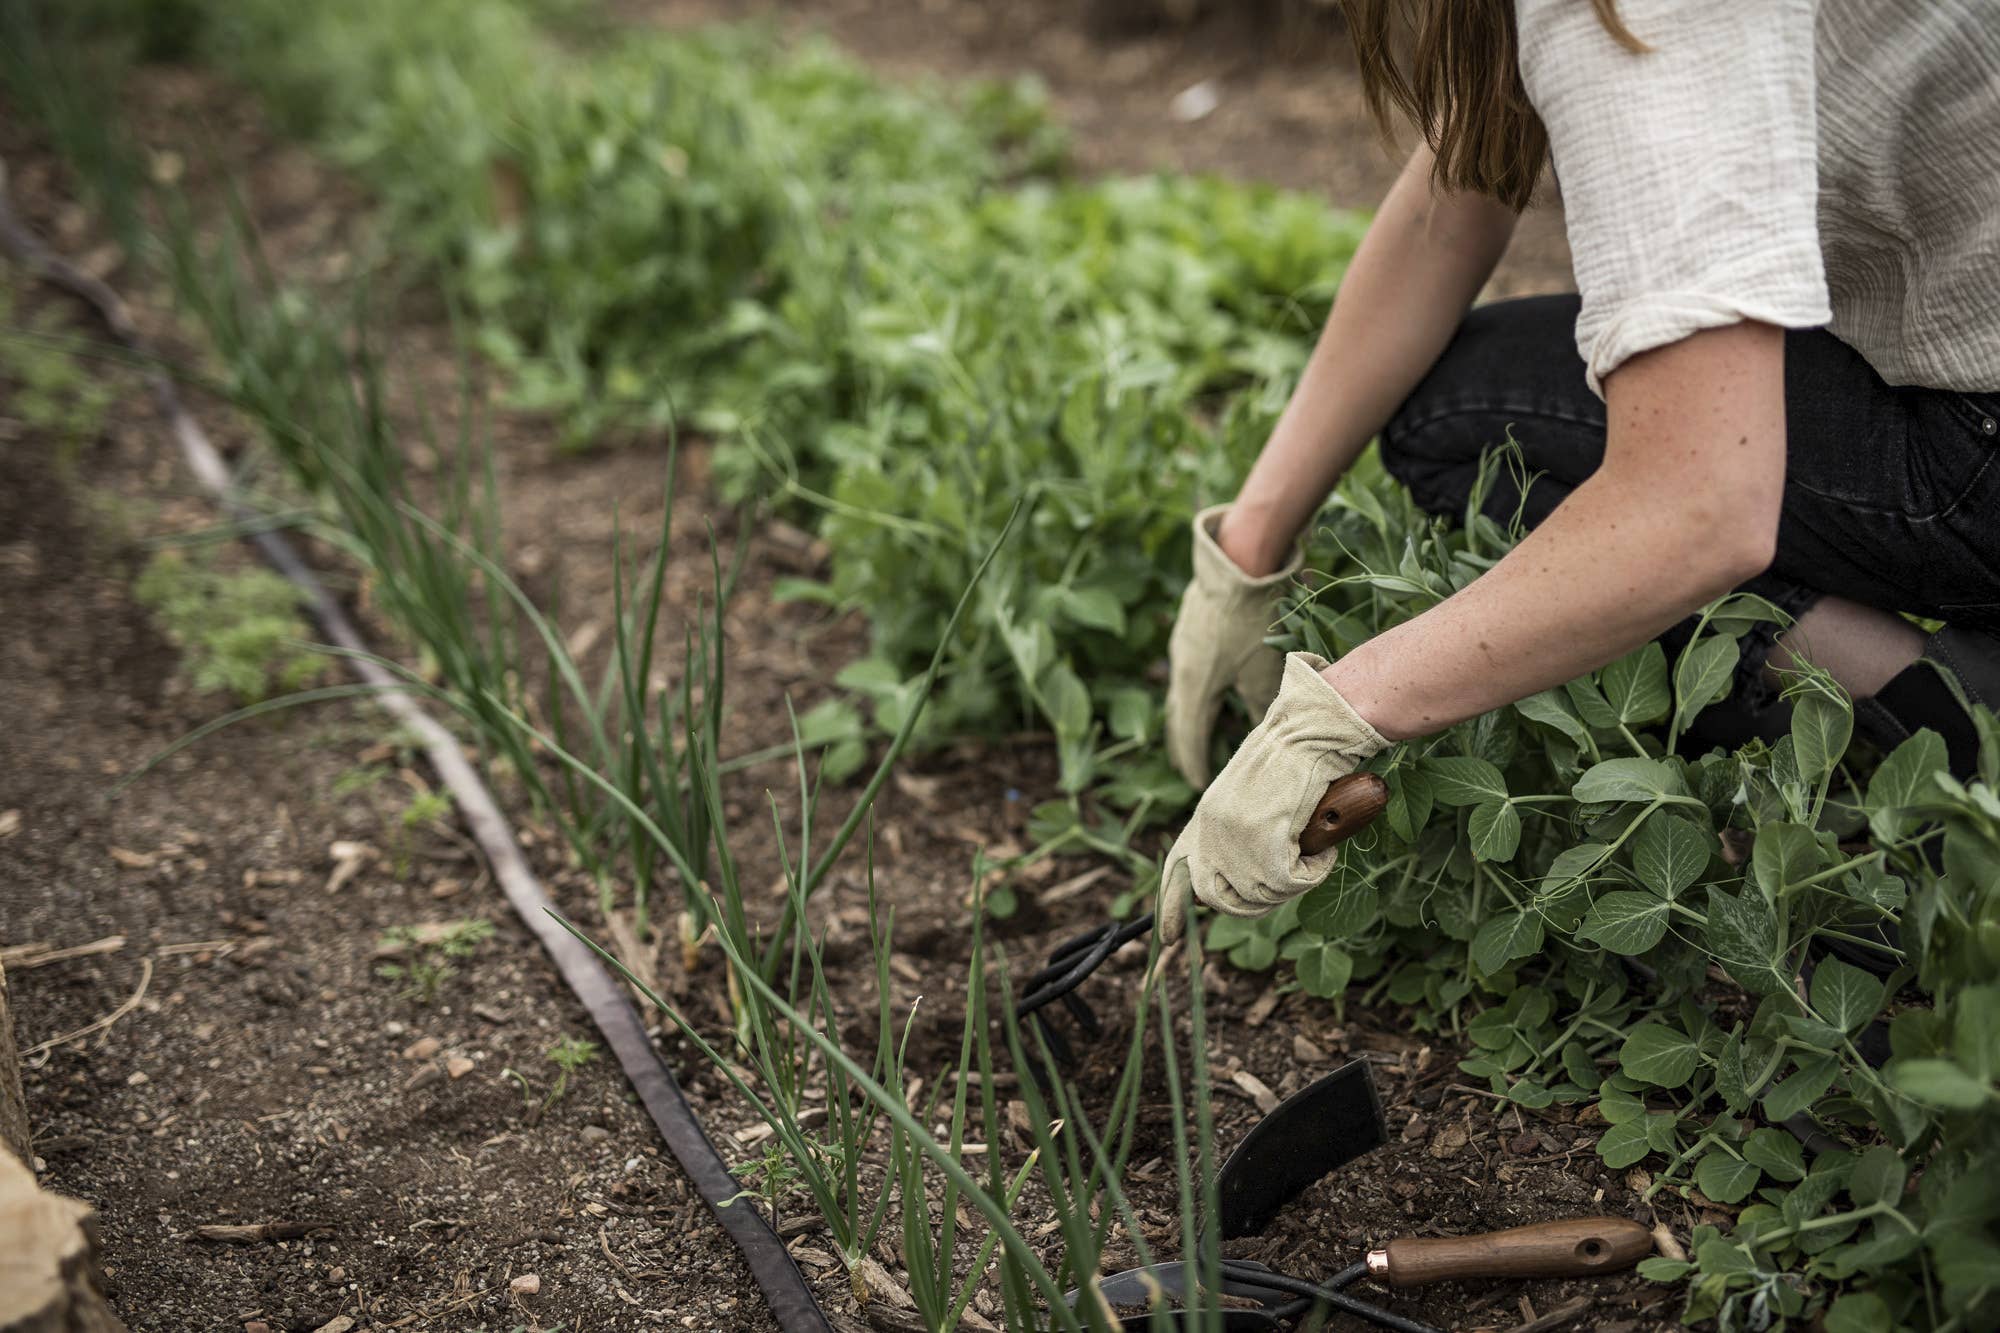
[1158,0,1999,941]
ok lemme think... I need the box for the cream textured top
[1515,0,2000,396]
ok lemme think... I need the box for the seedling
[376,918,493,1005]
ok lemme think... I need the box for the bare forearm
[1221,149,1518,574]
[1323,469,1753,739]
[1323,323,1790,741]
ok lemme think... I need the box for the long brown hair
[1340,0,1646,210]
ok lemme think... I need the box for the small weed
[501,1035,601,1123]
[133,547,324,703]
[0,275,113,468]
[376,918,494,1004]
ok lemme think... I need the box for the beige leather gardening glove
[1166,504,1302,790]
[1157,653,1386,944]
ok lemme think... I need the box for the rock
[580,1125,611,1144]
[310,1318,356,1333]
[509,1274,540,1296]
[401,1036,441,1061]
[445,1055,474,1080]
[404,1065,444,1092]
[1291,1034,1327,1064]
[1427,1123,1469,1159]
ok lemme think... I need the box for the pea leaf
[1824,1293,1891,1333]
[1763,1053,1841,1121]
[1619,1023,1702,1087]
[1791,690,1852,784]
[1565,676,1620,729]
[1810,956,1885,1035]
[1040,662,1092,742]
[1054,584,1126,635]
[1706,888,1790,996]
[1297,875,1378,939]
[1715,1031,1752,1112]
[1468,801,1521,862]
[1514,688,1590,744]
[1867,728,1947,843]
[1562,1041,1602,1091]
[1847,1145,1907,1207]
[1579,891,1670,956]
[1596,1119,1652,1169]
[1742,1127,1806,1182]
[1572,757,1685,805]
[1423,755,1509,807]
[1600,641,1670,725]
[1671,634,1738,738]
[1632,814,1710,898]
[1385,767,1433,843]
[1695,1150,1762,1204]
[1470,909,1543,975]
[1106,686,1154,742]
[1751,821,1821,899]
[1892,1058,1992,1110]
[1295,941,1353,998]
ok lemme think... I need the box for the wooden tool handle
[1367,1218,1653,1288]
[1298,772,1390,856]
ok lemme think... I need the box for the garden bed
[6,3,1992,1333]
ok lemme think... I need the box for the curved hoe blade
[1215,1059,1386,1240]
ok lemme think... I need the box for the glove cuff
[1271,652,1390,761]
[1191,504,1302,599]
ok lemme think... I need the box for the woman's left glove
[1157,653,1387,944]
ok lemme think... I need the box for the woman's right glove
[1157,653,1387,945]
[1165,504,1303,790]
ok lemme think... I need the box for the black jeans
[1380,295,2000,704]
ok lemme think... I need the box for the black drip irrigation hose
[0,161,834,1333]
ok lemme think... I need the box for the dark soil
[0,7,1689,1333]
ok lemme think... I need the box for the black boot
[1852,624,2000,780]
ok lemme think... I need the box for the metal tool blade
[1215,1059,1386,1240]
[1084,1259,1293,1311]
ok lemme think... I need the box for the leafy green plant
[377,918,495,1004]
[0,277,115,463]
[1256,447,2000,1330]
[90,0,1367,854]
[133,547,325,702]
[503,1034,600,1120]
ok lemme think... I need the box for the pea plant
[1242,450,2000,1331]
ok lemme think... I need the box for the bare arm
[1218,147,1520,576]
[1322,322,1788,740]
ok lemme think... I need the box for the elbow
[1678,491,1780,595]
